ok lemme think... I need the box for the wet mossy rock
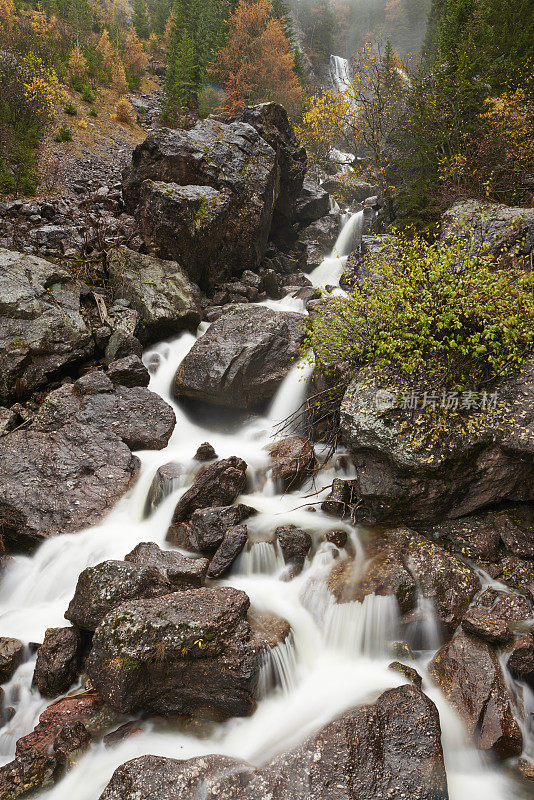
[174,306,306,410]
[340,360,534,524]
[98,684,448,800]
[106,247,201,343]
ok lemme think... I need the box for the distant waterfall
[329,55,351,92]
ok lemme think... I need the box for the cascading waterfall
[0,213,527,800]
[330,54,351,92]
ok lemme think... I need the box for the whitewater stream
[0,210,529,799]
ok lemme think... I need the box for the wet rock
[194,442,217,461]
[388,661,423,688]
[504,635,534,676]
[268,436,316,491]
[461,608,512,645]
[428,630,522,759]
[516,758,534,781]
[0,638,24,682]
[295,179,330,224]
[86,587,262,719]
[53,720,91,767]
[0,752,56,799]
[123,115,281,289]
[146,462,183,510]
[420,513,502,562]
[494,512,534,559]
[32,374,176,451]
[325,529,348,548]
[174,306,305,410]
[275,526,312,573]
[125,542,209,588]
[330,548,416,614]
[106,356,150,388]
[98,684,447,800]
[180,503,256,553]
[495,556,534,600]
[0,423,139,552]
[33,627,82,697]
[65,560,171,631]
[0,407,18,436]
[441,200,534,268]
[170,459,249,526]
[104,330,143,363]
[297,215,340,272]
[107,247,201,342]
[340,358,534,524]
[248,612,291,650]
[492,593,532,620]
[321,477,357,517]
[207,525,248,578]
[0,248,93,403]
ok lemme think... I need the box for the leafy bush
[306,231,534,392]
[114,97,135,125]
[89,106,98,117]
[63,100,77,115]
[54,123,72,142]
[71,76,84,92]
[81,85,95,103]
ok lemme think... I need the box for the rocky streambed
[0,103,532,800]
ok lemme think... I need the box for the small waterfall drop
[258,633,299,697]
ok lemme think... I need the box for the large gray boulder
[86,587,263,719]
[106,247,201,342]
[98,684,448,800]
[174,306,306,410]
[122,105,306,288]
[0,248,93,403]
[0,422,139,552]
[441,200,534,268]
[339,359,534,524]
[33,371,176,451]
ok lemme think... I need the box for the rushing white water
[330,54,352,92]
[0,213,527,800]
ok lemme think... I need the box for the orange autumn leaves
[210,0,302,116]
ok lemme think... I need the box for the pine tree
[164,2,198,117]
[133,0,150,39]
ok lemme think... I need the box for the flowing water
[330,54,352,92]
[0,211,528,800]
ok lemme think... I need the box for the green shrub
[71,76,84,92]
[81,86,95,103]
[54,124,72,142]
[306,231,534,393]
[89,106,98,117]
[63,101,78,115]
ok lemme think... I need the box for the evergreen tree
[133,0,150,39]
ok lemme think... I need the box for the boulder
[461,608,512,645]
[106,355,150,388]
[428,630,523,759]
[32,372,176,451]
[179,503,256,552]
[492,593,532,620]
[0,637,24,682]
[99,684,448,800]
[86,587,262,719]
[494,512,534,558]
[65,560,171,631]
[269,436,316,491]
[504,635,534,676]
[106,247,201,342]
[122,116,280,289]
[297,215,339,272]
[0,248,93,403]
[275,526,312,573]
[441,200,534,268]
[33,627,82,697]
[146,462,183,510]
[174,307,306,410]
[419,513,503,562]
[194,442,217,461]
[340,359,534,524]
[294,180,330,224]
[207,525,248,578]
[125,542,209,588]
[169,459,249,527]
[104,330,143,363]
[388,661,423,687]
[0,423,139,552]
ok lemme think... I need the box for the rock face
[65,560,171,631]
[340,359,534,524]
[294,179,330,224]
[33,372,176,451]
[0,249,94,403]
[0,423,139,552]
[428,630,522,759]
[441,200,534,268]
[123,104,305,288]
[99,685,448,800]
[86,587,262,719]
[106,247,201,342]
[329,528,480,632]
[174,307,306,410]
[297,215,339,272]
[33,627,82,697]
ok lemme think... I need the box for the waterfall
[0,211,523,800]
[330,54,351,92]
